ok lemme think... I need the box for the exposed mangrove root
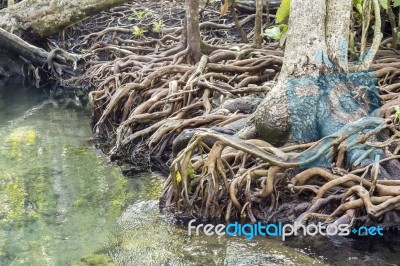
[66,1,400,227]
[160,117,400,226]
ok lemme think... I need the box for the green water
[0,83,325,265]
[0,82,398,266]
[0,83,132,265]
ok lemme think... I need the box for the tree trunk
[185,0,202,64]
[254,0,376,144]
[0,0,130,39]
[255,0,329,144]
[325,0,352,70]
[0,27,82,80]
[253,0,263,48]
[0,28,49,66]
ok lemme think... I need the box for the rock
[221,96,263,114]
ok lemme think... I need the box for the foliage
[132,26,147,38]
[175,163,195,184]
[129,8,148,21]
[264,0,290,45]
[276,0,290,23]
[262,24,288,41]
[354,0,400,15]
[153,20,164,33]
[354,0,364,15]
[379,0,400,9]
[176,171,182,183]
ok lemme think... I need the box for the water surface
[0,82,397,266]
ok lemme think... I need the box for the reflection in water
[0,84,131,265]
[0,82,398,266]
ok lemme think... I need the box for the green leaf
[356,3,363,15]
[131,8,138,16]
[153,20,164,33]
[176,172,182,183]
[394,0,400,7]
[379,0,387,9]
[264,26,282,40]
[132,26,147,37]
[276,0,290,23]
[263,25,288,40]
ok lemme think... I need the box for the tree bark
[0,0,130,39]
[185,0,202,64]
[255,0,329,144]
[0,27,82,79]
[0,28,49,66]
[253,0,263,48]
[325,0,352,70]
[253,0,382,145]
[254,0,364,144]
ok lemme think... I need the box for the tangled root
[66,1,400,227]
[160,117,400,226]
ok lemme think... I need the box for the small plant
[262,24,288,40]
[129,8,148,21]
[175,163,196,184]
[260,0,290,46]
[132,25,147,38]
[262,24,288,46]
[153,20,164,33]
